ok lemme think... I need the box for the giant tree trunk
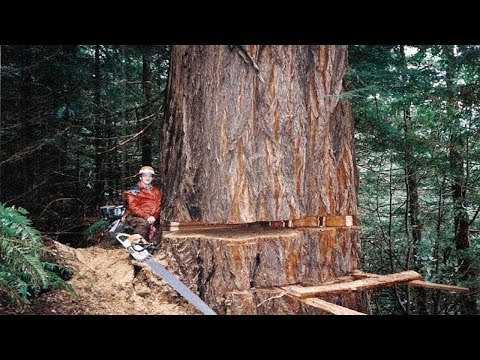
[159,45,364,314]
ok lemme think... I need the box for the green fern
[0,202,72,306]
[0,264,26,304]
[83,218,109,238]
[0,205,42,243]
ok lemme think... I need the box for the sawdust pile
[4,241,200,315]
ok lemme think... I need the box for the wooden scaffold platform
[281,270,469,315]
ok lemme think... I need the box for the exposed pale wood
[227,289,339,315]
[298,297,366,315]
[162,227,364,314]
[315,274,360,284]
[163,221,245,231]
[350,270,380,279]
[291,216,320,227]
[165,216,358,230]
[407,280,469,292]
[322,215,356,227]
[283,270,423,298]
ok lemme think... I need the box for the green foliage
[81,218,110,246]
[0,45,170,233]
[83,219,109,238]
[350,45,480,314]
[0,202,72,306]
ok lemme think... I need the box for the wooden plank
[299,297,366,315]
[164,215,358,231]
[350,270,380,279]
[291,216,320,227]
[351,270,468,293]
[320,215,356,227]
[407,280,469,292]
[163,221,245,231]
[267,220,288,228]
[283,270,423,298]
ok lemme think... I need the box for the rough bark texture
[160,45,357,223]
[159,45,363,314]
[162,226,365,314]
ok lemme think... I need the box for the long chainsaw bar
[116,233,216,315]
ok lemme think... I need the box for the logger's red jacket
[123,181,161,220]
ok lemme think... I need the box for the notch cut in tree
[159,45,364,314]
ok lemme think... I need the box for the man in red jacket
[122,166,162,242]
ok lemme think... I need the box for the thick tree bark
[159,46,363,314]
[160,45,357,223]
[162,225,363,314]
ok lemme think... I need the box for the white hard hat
[138,166,155,175]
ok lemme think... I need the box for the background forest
[0,45,478,314]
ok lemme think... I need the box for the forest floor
[1,238,199,315]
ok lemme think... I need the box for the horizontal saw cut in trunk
[161,226,364,314]
[159,45,364,314]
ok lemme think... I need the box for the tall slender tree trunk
[120,45,127,191]
[160,46,364,314]
[20,45,33,198]
[404,110,426,314]
[141,52,152,166]
[387,155,407,314]
[444,45,477,314]
[93,45,104,203]
[433,177,446,314]
[399,45,426,314]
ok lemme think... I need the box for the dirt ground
[1,240,200,315]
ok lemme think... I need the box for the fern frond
[14,278,31,301]
[44,270,74,294]
[83,219,109,238]
[21,254,49,291]
[42,261,73,279]
[0,203,41,244]
[0,202,73,306]
[0,279,25,305]
[0,266,29,305]
[0,241,47,291]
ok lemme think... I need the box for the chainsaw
[116,232,216,315]
[116,233,153,261]
[101,205,215,314]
